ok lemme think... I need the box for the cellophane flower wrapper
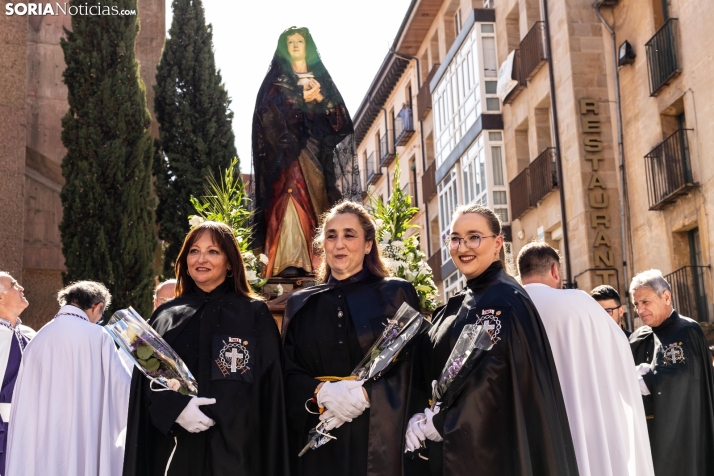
[106,307,198,396]
[351,302,425,381]
[432,324,493,406]
[299,302,426,456]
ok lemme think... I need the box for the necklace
[55,311,90,322]
[0,318,27,352]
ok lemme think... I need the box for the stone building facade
[352,0,500,299]
[0,1,164,328]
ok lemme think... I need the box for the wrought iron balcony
[395,109,416,147]
[644,129,696,210]
[664,265,711,322]
[365,152,381,187]
[417,63,440,121]
[379,132,396,167]
[519,22,547,81]
[509,148,558,220]
[529,148,558,204]
[422,161,437,201]
[646,19,680,96]
[509,167,532,220]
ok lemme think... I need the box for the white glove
[319,409,349,431]
[636,363,652,396]
[421,407,443,442]
[176,397,216,433]
[405,413,427,452]
[317,380,369,421]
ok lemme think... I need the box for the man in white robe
[6,281,131,476]
[517,242,654,476]
[0,272,34,475]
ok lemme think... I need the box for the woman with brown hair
[123,221,289,476]
[282,201,428,476]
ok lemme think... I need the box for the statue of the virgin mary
[251,26,353,278]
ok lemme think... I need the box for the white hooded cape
[523,284,654,476]
[6,306,131,476]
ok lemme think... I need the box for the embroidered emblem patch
[476,310,502,344]
[216,338,250,376]
[663,342,685,365]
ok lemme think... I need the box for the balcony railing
[427,250,442,283]
[422,161,437,201]
[646,19,680,96]
[417,63,440,121]
[509,148,559,220]
[510,167,532,220]
[665,265,711,322]
[379,132,396,167]
[395,109,416,147]
[503,49,526,105]
[644,129,696,210]
[365,152,381,187]
[519,22,547,81]
[529,148,558,204]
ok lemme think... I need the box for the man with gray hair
[518,242,654,475]
[0,272,34,475]
[153,278,177,310]
[629,269,714,476]
[6,281,132,476]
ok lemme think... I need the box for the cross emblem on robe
[665,347,680,363]
[227,347,243,372]
[482,320,495,333]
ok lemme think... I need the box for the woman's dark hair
[314,201,389,283]
[450,204,503,236]
[174,221,262,300]
[57,281,112,311]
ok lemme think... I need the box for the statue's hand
[303,79,323,103]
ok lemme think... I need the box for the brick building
[0,1,164,328]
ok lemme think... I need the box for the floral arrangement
[187,158,268,292]
[106,307,198,396]
[369,158,440,312]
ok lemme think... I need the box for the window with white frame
[488,131,509,225]
[438,169,460,264]
[444,270,466,299]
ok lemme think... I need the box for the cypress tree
[154,0,238,274]
[59,0,156,318]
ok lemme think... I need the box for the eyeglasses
[603,307,618,315]
[155,297,173,304]
[445,234,498,250]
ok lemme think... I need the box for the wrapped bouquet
[431,323,494,410]
[106,307,198,396]
[299,302,427,456]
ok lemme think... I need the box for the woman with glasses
[404,204,579,476]
[122,221,289,476]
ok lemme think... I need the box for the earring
[226,270,234,278]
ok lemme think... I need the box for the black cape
[282,269,430,476]
[122,282,289,476]
[629,310,714,476]
[412,261,579,476]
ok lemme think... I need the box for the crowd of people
[0,200,712,475]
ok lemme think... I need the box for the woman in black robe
[404,204,579,476]
[282,201,429,476]
[122,221,289,476]
[252,26,353,278]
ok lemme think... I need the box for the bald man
[153,279,177,310]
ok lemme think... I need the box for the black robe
[413,261,579,476]
[122,282,289,476]
[282,269,430,476]
[629,310,714,476]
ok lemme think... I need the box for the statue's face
[287,33,306,62]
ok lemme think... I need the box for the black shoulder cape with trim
[122,282,289,476]
[411,261,579,476]
[629,311,714,476]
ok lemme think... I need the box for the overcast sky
[164,0,413,173]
